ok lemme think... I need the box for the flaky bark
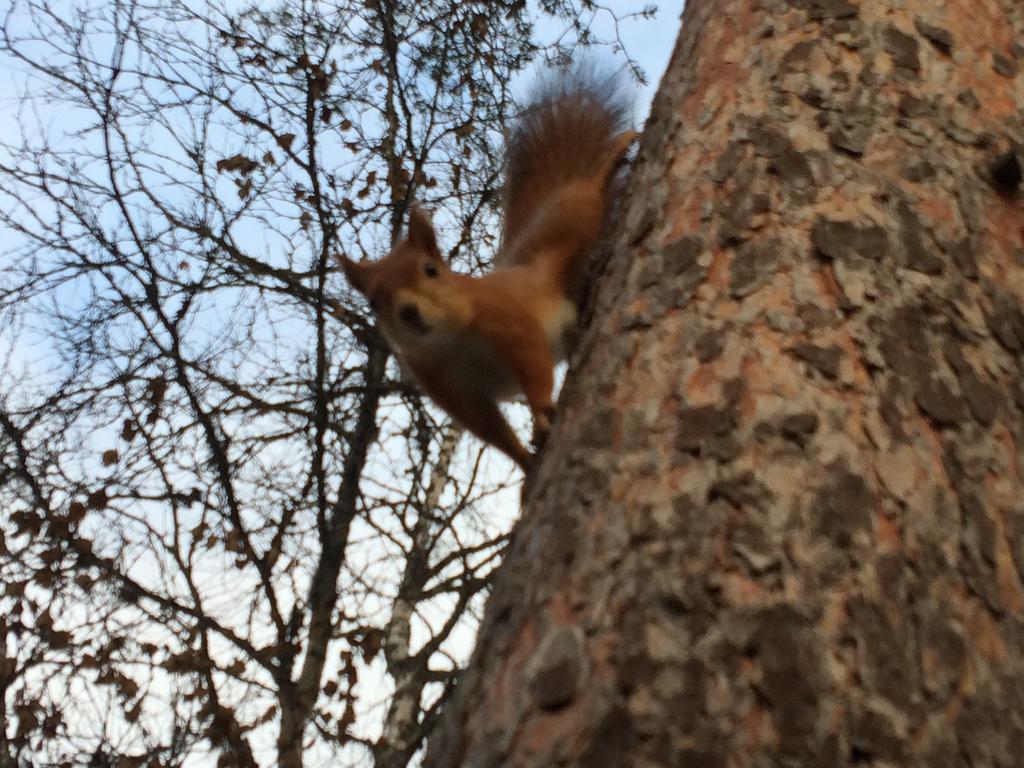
[426,0,1024,765]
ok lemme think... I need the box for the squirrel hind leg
[614,129,641,154]
[602,129,640,178]
[597,129,640,185]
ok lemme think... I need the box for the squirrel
[338,67,636,470]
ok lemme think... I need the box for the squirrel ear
[336,253,368,294]
[407,206,442,260]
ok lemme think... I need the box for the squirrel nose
[397,302,428,332]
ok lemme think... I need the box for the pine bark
[426,0,1024,765]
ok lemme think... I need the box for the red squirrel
[338,69,636,470]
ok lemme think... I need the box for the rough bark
[426,0,1024,765]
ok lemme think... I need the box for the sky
[612,1,685,112]
[537,1,685,115]
[0,1,687,764]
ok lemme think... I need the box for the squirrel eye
[423,261,439,278]
[368,297,378,312]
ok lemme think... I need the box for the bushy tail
[499,64,635,259]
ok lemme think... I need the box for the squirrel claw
[531,406,555,452]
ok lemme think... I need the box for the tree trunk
[426,0,1024,765]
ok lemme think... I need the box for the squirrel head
[338,207,468,348]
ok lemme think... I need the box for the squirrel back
[497,66,634,278]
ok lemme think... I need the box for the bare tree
[426,0,1024,765]
[0,0,655,765]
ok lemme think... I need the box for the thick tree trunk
[426,0,1024,765]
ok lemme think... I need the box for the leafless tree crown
[0,0,653,765]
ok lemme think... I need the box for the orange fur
[339,71,636,469]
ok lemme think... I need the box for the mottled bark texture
[425,0,1024,765]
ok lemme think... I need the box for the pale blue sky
[0,4,688,765]
[531,1,685,116]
